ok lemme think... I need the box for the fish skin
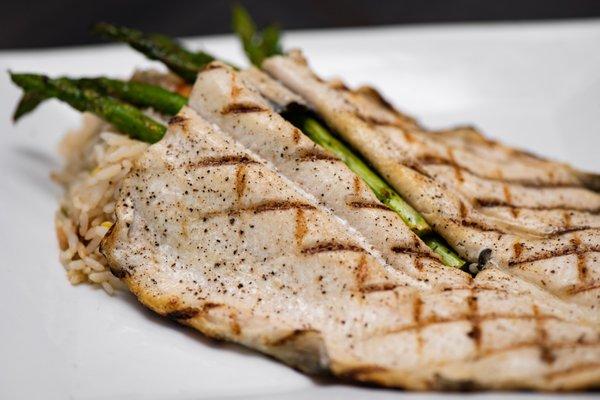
[262,51,600,310]
[102,107,600,390]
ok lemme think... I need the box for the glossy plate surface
[1,20,599,399]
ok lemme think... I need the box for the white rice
[54,113,149,294]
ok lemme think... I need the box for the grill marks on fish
[200,201,316,221]
[235,164,247,200]
[346,200,391,211]
[188,155,258,168]
[268,329,319,347]
[571,235,588,282]
[220,102,268,114]
[459,219,507,234]
[513,242,524,260]
[295,149,339,163]
[508,238,600,267]
[475,198,600,215]
[466,291,481,353]
[294,208,308,248]
[261,52,600,327]
[360,282,401,293]
[533,305,555,364]
[413,294,425,357]
[339,365,389,381]
[250,201,315,214]
[501,183,519,218]
[445,147,464,184]
[300,242,366,255]
[190,62,447,288]
[416,154,583,189]
[100,70,600,388]
[165,302,223,321]
[568,283,600,295]
[165,307,200,320]
[292,128,301,144]
[390,246,441,264]
[361,285,598,369]
[370,294,600,378]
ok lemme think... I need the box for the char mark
[460,220,506,234]
[165,307,199,320]
[202,63,226,71]
[296,149,339,162]
[168,115,188,125]
[360,283,399,293]
[221,102,268,114]
[391,246,439,261]
[191,155,257,168]
[418,155,582,189]
[108,265,129,279]
[508,245,600,266]
[347,201,390,210]
[199,201,315,220]
[338,365,388,381]
[301,242,365,255]
[252,201,315,214]
[568,283,600,295]
[269,329,319,346]
[475,198,600,215]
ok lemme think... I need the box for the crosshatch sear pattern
[262,51,600,312]
[102,107,600,390]
[190,63,467,289]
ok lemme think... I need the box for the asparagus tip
[90,22,113,36]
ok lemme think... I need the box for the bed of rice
[54,113,148,294]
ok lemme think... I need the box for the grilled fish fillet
[101,106,600,390]
[262,51,600,310]
[188,62,467,288]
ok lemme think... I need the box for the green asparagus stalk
[421,236,465,269]
[10,73,166,143]
[13,77,188,121]
[13,91,48,122]
[92,23,214,82]
[231,4,282,66]
[76,77,187,115]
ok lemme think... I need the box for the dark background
[2,0,600,49]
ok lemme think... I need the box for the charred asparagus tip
[91,22,216,83]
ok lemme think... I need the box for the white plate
[1,20,599,400]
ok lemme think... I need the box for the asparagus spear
[13,91,48,122]
[92,23,214,82]
[13,77,188,121]
[231,4,282,66]
[421,236,465,269]
[76,77,187,115]
[10,73,166,143]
